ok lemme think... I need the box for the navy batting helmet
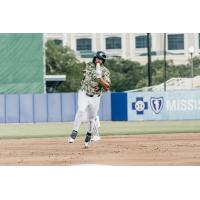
[93,51,107,64]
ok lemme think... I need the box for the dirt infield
[1,133,200,165]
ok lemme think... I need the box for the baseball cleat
[84,141,91,148]
[68,137,75,143]
[91,135,101,141]
[68,130,78,143]
[84,132,92,148]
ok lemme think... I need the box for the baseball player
[68,51,110,148]
[80,67,101,141]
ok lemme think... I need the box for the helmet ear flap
[92,56,97,64]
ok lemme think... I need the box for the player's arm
[98,77,110,91]
[95,59,111,91]
[97,69,111,91]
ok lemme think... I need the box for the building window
[168,34,184,50]
[53,39,63,46]
[76,38,92,51]
[139,51,157,56]
[106,37,121,49]
[135,35,150,48]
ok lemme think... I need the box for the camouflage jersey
[81,62,111,96]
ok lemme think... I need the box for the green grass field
[0,120,200,139]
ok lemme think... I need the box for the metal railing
[126,76,200,92]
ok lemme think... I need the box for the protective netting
[0,33,44,93]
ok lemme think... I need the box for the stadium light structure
[163,33,167,91]
[188,46,194,78]
[147,33,152,87]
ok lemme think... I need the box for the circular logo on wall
[134,100,145,112]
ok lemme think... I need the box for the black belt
[86,93,100,97]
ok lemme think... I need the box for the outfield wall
[112,90,200,121]
[0,90,200,123]
[0,93,111,123]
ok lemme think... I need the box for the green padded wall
[0,33,44,93]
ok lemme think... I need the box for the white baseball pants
[73,90,100,133]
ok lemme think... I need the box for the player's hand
[95,60,100,64]
[102,84,110,91]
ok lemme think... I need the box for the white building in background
[44,33,200,65]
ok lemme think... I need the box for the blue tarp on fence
[0,92,112,123]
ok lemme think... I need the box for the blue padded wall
[6,94,20,123]
[33,94,48,122]
[19,94,34,123]
[99,92,111,120]
[0,92,112,123]
[61,93,77,122]
[111,92,127,121]
[0,95,6,123]
[47,94,62,122]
